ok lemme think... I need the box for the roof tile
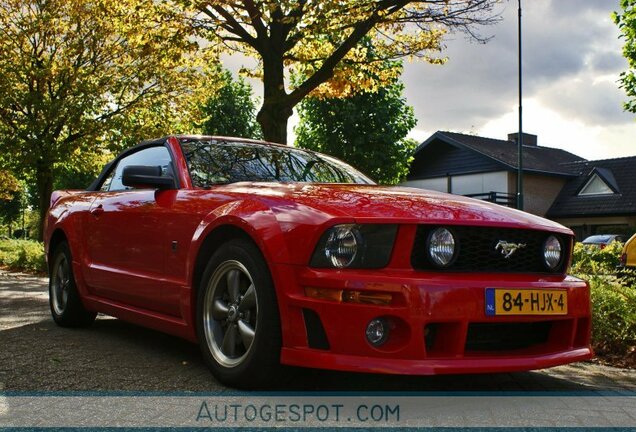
[547,157,636,217]
[435,131,586,175]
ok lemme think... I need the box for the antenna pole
[517,0,524,211]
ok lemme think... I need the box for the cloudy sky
[401,0,634,160]
[226,0,634,161]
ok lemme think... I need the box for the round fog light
[366,318,390,346]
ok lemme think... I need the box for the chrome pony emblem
[495,240,526,259]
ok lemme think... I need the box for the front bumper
[272,264,593,375]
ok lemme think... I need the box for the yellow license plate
[485,288,567,316]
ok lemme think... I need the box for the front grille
[411,226,571,274]
[465,322,551,352]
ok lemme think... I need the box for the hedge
[0,239,46,273]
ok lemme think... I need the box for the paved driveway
[1,269,636,392]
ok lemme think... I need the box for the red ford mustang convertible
[44,136,593,387]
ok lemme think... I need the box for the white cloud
[479,98,636,159]
[401,0,635,160]
[407,128,434,143]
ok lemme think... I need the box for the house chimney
[508,132,537,146]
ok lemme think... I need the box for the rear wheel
[197,239,283,388]
[49,242,96,327]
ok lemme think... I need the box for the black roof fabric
[547,157,636,218]
[417,131,586,176]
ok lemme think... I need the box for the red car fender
[189,199,290,263]
[184,199,299,343]
[45,195,74,257]
[186,198,290,285]
[45,194,92,260]
[45,195,97,307]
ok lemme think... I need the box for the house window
[451,172,508,195]
[578,174,614,196]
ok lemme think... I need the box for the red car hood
[222,183,571,234]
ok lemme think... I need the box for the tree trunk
[257,102,293,144]
[36,164,54,241]
[257,50,293,144]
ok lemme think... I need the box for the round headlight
[325,225,359,268]
[427,227,456,267]
[544,235,562,269]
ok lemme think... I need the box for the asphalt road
[2,269,636,392]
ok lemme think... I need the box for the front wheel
[49,242,96,327]
[197,239,282,388]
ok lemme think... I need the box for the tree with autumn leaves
[0,171,22,237]
[193,0,498,144]
[0,0,216,238]
[0,0,498,239]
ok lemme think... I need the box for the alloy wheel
[202,260,258,368]
[51,254,70,316]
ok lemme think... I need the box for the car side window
[108,146,174,192]
[99,169,115,192]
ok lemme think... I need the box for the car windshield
[180,139,374,187]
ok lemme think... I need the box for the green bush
[586,275,636,356]
[571,241,623,275]
[571,241,636,358]
[0,239,46,273]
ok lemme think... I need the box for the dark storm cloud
[590,50,627,73]
[539,77,627,125]
[549,0,617,16]
[403,0,630,134]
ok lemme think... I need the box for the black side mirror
[122,165,175,189]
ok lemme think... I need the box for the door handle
[90,204,104,217]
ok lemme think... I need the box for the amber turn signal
[304,287,392,305]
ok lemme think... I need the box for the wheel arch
[187,199,292,291]
[189,223,278,333]
[191,224,257,296]
[48,228,69,267]
[185,198,295,343]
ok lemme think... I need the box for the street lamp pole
[516,0,524,211]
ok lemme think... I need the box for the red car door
[83,144,178,315]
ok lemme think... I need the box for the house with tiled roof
[546,157,636,239]
[405,131,636,239]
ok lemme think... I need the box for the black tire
[49,242,97,327]
[196,238,283,388]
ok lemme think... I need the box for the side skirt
[82,295,197,343]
